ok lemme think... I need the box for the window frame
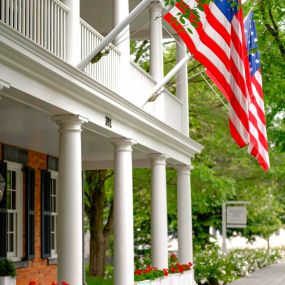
[50,170,58,258]
[6,161,23,261]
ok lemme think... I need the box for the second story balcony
[0,0,186,133]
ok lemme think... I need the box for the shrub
[194,245,285,285]
[0,259,16,278]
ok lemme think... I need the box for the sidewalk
[228,262,285,285]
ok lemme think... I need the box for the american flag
[244,11,270,171]
[164,0,252,148]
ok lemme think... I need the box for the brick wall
[15,149,57,285]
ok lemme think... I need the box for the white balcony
[0,0,183,132]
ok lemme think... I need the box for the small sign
[226,206,247,228]
[105,116,112,128]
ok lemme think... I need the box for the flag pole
[142,53,192,108]
[77,0,153,70]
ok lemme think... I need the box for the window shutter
[0,161,7,258]
[24,167,35,260]
[41,170,51,258]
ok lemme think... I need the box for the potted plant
[0,259,16,285]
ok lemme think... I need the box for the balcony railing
[0,0,183,132]
[0,0,68,59]
[81,19,120,93]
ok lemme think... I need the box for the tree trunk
[85,170,114,277]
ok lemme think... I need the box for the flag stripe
[244,11,269,171]
[164,1,250,146]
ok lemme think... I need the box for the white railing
[0,0,68,59]
[164,89,183,131]
[0,2,183,131]
[129,61,156,106]
[81,19,121,93]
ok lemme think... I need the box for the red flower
[170,267,176,273]
[163,269,169,276]
[29,281,36,285]
[135,269,143,275]
[61,281,69,285]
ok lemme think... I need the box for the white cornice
[0,23,204,159]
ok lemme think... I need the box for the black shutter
[24,167,35,260]
[41,170,51,258]
[0,161,7,258]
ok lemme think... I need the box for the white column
[177,164,193,263]
[112,138,136,285]
[149,154,168,269]
[150,3,163,80]
[149,3,165,120]
[62,0,81,65]
[53,114,88,285]
[114,0,131,101]
[176,38,189,136]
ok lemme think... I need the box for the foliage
[86,276,113,285]
[134,262,192,282]
[194,244,285,285]
[134,266,165,282]
[0,259,16,277]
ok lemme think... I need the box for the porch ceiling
[80,0,174,39]
[0,90,150,168]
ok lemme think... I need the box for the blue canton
[244,12,260,76]
[214,0,238,22]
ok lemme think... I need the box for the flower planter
[0,277,16,285]
[135,270,194,285]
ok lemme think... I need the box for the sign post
[222,201,250,253]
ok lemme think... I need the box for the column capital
[176,164,192,174]
[52,114,88,131]
[148,153,168,165]
[111,138,136,152]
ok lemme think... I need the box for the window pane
[51,233,55,250]
[12,191,16,210]
[53,180,56,195]
[9,213,14,231]
[7,170,11,189]
[12,171,16,190]
[51,216,54,231]
[53,197,57,213]
[8,233,14,252]
[6,190,11,209]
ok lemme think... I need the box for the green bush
[194,245,285,285]
[0,259,16,278]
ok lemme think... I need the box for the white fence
[0,0,68,59]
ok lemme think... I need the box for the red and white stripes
[164,0,252,147]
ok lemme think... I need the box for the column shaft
[150,154,168,269]
[114,0,131,100]
[176,38,189,136]
[177,164,193,263]
[62,0,81,65]
[112,139,135,285]
[150,3,164,81]
[53,114,87,285]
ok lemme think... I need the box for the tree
[84,170,114,276]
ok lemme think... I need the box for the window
[50,171,58,257]
[6,161,23,260]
